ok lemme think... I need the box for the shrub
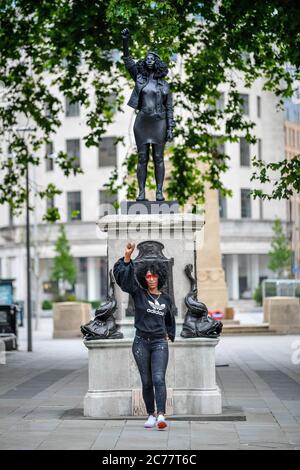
[65,294,77,302]
[253,285,262,306]
[42,299,53,310]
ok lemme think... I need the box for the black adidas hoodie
[113,257,176,341]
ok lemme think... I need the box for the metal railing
[262,279,300,299]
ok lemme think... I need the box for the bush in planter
[42,299,53,310]
[253,285,262,306]
[65,294,77,302]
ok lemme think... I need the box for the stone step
[222,324,275,335]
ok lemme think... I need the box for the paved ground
[0,319,300,450]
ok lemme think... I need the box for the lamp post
[16,126,36,352]
[25,157,32,351]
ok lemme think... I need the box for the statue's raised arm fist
[121,28,130,39]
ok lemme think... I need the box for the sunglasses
[145,273,159,280]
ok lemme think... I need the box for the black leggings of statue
[121,28,175,202]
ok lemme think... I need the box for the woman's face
[145,270,159,290]
[145,53,155,70]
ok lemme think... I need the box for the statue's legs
[152,144,165,201]
[136,144,150,201]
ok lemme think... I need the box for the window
[258,138,262,161]
[209,93,225,112]
[45,142,54,171]
[257,96,261,118]
[99,190,118,216]
[216,93,225,111]
[241,189,251,218]
[98,137,117,167]
[218,191,227,219]
[66,139,80,168]
[238,93,249,115]
[240,137,250,166]
[65,97,80,117]
[45,104,53,118]
[46,197,55,211]
[67,191,81,221]
[211,135,225,155]
[75,257,87,299]
[106,93,117,114]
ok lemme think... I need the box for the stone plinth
[83,337,222,418]
[53,302,91,338]
[264,296,300,333]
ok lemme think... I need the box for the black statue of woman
[121,28,175,202]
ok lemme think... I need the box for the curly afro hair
[135,260,168,290]
[136,55,169,79]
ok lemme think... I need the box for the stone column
[250,254,260,294]
[197,188,228,311]
[87,257,97,301]
[231,254,239,300]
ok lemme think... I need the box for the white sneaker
[144,414,156,428]
[156,414,168,430]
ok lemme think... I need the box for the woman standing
[113,242,176,430]
[121,28,175,202]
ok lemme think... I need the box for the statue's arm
[121,28,137,81]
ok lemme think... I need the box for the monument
[82,28,223,418]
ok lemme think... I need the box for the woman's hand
[166,129,173,142]
[121,28,130,40]
[124,242,135,263]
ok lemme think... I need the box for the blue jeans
[132,335,169,415]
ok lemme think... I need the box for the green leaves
[1,1,299,218]
[251,155,300,200]
[51,224,77,287]
[268,218,292,277]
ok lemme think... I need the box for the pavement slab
[0,320,299,450]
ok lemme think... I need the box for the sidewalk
[0,319,299,450]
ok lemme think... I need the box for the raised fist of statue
[121,28,130,40]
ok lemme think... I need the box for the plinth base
[83,337,222,418]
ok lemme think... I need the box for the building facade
[285,98,300,279]
[218,79,288,300]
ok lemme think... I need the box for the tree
[51,225,77,297]
[1,1,300,218]
[268,218,292,278]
